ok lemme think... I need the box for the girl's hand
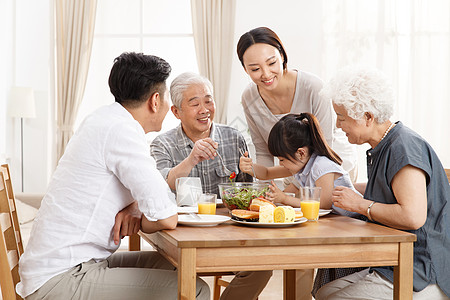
[331,186,364,212]
[266,181,287,204]
[239,151,254,176]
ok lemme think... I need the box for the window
[77,0,198,141]
[321,0,450,168]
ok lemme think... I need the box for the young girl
[240,112,364,297]
[240,112,360,214]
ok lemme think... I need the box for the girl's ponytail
[268,113,342,165]
[298,113,342,165]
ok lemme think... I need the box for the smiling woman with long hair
[236,27,357,182]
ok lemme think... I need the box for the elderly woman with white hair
[314,67,450,300]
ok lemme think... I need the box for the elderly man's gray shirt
[150,123,251,195]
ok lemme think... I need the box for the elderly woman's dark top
[364,121,450,296]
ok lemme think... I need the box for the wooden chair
[445,168,450,183]
[212,273,233,300]
[1,164,24,255]
[1,165,24,300]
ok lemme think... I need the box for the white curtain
[321,0,450,168]
[190,0,236,124]
[55,0,97,161]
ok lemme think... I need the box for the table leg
[283,270,296,300]
[178,248,196,300]
[394,242,414,300]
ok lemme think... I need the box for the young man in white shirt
[17,52,210,299]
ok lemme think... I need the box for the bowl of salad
[218,182,270,211]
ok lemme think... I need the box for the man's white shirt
[17,103,177,297]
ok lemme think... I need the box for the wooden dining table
[139,209,416,300]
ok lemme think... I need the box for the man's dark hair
[108,52,171,108]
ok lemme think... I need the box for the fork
[216,152,229,175]
[239,148,257,179]
[188,212,202,220]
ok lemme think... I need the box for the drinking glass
[299,187,321,221]
[197,193,217,215]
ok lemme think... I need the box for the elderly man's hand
[113,201,142,245]
[189,138,219,165]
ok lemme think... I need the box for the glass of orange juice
[299,187,321,221]
[197,193,217,215]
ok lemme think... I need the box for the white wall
[229,0,323,129]
[0,0,14,165]
[1,0,53,193]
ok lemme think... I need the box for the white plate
[178,214,230,227]
[293,208,332,217]
[319,209,332,216]
[230,217,307,228]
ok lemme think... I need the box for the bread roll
[231,209,259,222]
[249,197,276,212]
[274,206,295,223]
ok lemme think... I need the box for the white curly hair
[320,66,395,123]
[170,72,214,108]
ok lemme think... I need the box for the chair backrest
[445,169,450,184]
[1,165,24,255]
[0,165,23,300]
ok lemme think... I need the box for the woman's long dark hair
[268,113,342,165]
[236,27,288,71]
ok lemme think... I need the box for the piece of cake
[259,205,275,223]
[274,206,295,223]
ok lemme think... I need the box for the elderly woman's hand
[331,186,367,213]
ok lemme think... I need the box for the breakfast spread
[231,198,302,224]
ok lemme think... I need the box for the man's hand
[189,138,218,165]
[113,201,142,245]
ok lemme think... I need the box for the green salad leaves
[222,186,269,210]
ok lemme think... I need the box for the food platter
[230,217,307,228]
[177,214,230,227]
